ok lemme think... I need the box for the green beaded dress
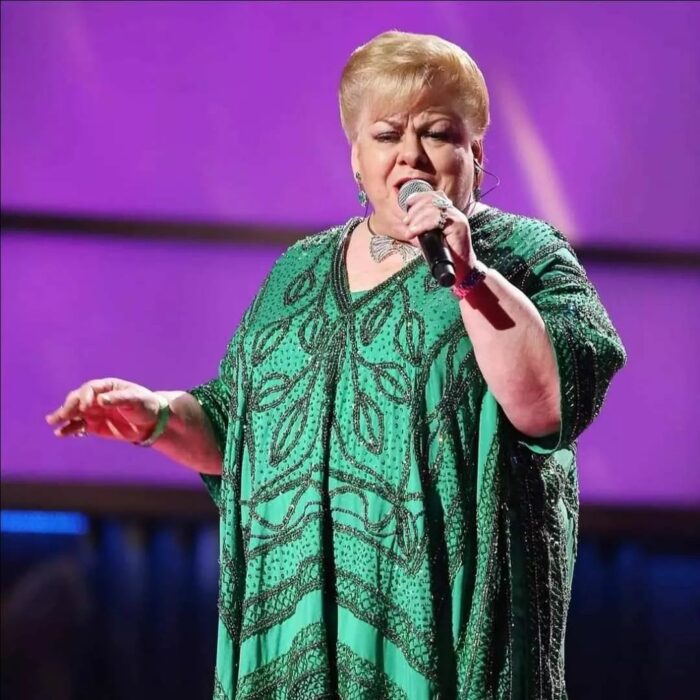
[189,208,626,699]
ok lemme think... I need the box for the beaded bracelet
[134,393,171,447]
[451,261,488,300]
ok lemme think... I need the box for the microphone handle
[417,229,456,287]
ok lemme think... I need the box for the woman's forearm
[458,267,561,438]
[151,391,223,475]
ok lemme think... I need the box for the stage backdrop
[2,0,699,246]
[2,1,699,505]
[2,230,699,505]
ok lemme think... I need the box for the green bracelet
[134,394,171,447]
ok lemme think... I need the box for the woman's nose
[398,134,428,168]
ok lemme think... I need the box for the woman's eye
[424,131,452,141]
[373,130,454,143]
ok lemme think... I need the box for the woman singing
[47,30,626,700]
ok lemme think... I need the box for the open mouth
[393,177,435,193]
[394,177,435,196]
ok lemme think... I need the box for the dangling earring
[355,171,368,208]
[473,162,482,202]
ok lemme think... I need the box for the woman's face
[351,96,481,236]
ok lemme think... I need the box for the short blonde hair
[339,30,490,142]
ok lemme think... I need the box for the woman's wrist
[452,260,488,300]
[133,393,171,447]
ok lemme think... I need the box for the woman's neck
[368,201,491,238]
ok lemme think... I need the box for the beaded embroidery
[190,207,626,699]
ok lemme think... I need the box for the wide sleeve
[516,245,627,454]
[187,333,240,510]
[189,375,231,454]
[187,279,266,509]
[185,242,299,508]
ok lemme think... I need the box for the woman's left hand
[400,191,477,280]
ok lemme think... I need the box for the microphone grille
[398,179,434,212]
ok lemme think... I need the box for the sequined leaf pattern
[442,332,465,388]
[250,372,290,412]
[352,389,384,454]
[394,308,426,366]
[284,267,316,306]
[251,317,292,364]
[369,361,412,404]
[393,503,420,556]
[269,394,312,466]
[359,297,393,345]
[298,309,329,353]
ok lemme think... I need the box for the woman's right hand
[45,378,163,443]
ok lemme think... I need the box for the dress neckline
[333,207,503,312]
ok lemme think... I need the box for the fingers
[46,392,81,425]
[402,193,442,232]
[45,379,154,444]
[97,389,141,407]
[80,385,95,412]
[52,415,122,440]
[53,417,88,438]
[400,192,470,244]
[403,190,454,219]
[49,408,140,442]
[78,378,120,409]
[403,190,449,211]
[404,209,448,239]
[46,378,119,425]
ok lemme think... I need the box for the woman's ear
[472,140,484,185]
[351,142,360,182]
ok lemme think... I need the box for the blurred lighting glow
[0,510,89,534]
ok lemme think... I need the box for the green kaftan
[189,208,626,699]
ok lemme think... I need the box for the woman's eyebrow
[372,117,404,128]
[416,114,456,127]
[371,114,457,130]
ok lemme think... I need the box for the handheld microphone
[397,180,456,287]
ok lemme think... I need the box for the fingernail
[102,396,111,404]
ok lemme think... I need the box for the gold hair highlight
[339,31,490,142]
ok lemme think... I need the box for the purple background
[2,1,699,245]
[3,230,698,505]
[1,2,699,504]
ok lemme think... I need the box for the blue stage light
[0,510,89,535]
